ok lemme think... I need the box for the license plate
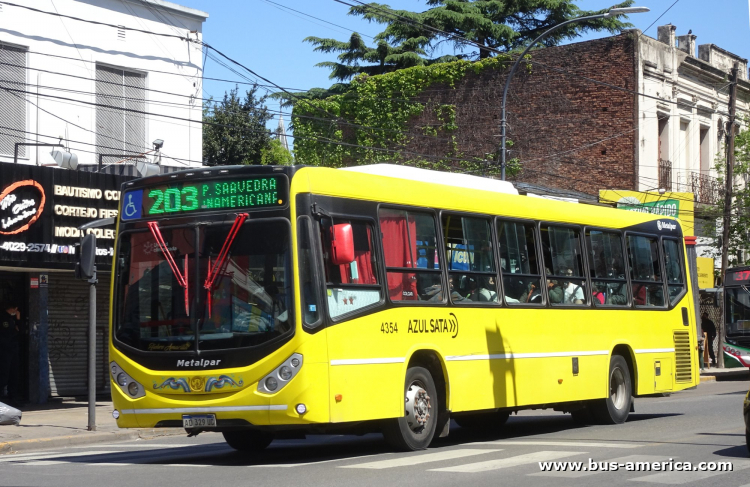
[182,414,216,428]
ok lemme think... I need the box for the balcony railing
[659,159,672,191]
[689,172,721,205]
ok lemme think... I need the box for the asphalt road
[2,380,749,487]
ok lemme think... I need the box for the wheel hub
[405,383,431,432]
[610,367,627,410]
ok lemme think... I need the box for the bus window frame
[113,222,201,354]
[297,215,326,332]
[113,216,297,353]
[661,236,688,308]
[316,211,386,323]
[583,226,632,308]
[538,221,592,308]
[624,231,668,310]
[377,204,446,307]
[439,210,501,307]
[495,216,545,307]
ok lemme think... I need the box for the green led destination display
[121,176,287,220]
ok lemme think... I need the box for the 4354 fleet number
[381,322,398,334]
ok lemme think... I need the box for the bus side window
[298,217,321,327]
[320,218,382,318]
[540,225,588,306]
[379,208,442,302]
[497,220,543,305]
[662,238,685,305]
[627,235,665,308]
[586,230,628,307]
[442,214,498,304]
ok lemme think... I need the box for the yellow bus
[109,164,699,452]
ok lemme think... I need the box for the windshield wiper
[204,213,249,317]
[147,221,189,316]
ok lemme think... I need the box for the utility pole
[719,61,739,369]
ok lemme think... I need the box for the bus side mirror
[330,223,354,265]
[76,233,97,280]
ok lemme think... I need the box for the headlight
[265,377,278,391]
[110,361,146,399]
[257,353,303,394]
[279,366,293,380]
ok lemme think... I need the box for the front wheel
[222,430,274,451]
[593,355,632,424]
[382,366,439,451]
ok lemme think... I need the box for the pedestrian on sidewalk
[701,312,717,366]
[0,301,22,404]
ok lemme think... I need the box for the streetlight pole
[499,6,649,180]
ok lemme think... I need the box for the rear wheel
[382,366,438,451]
[593,355,632,424]
[222,430,274,451]
[454,411,510,431]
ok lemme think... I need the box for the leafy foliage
[292,57,520,176]
[307,0,634,81]
[703,121,750,268]
[261,138,294,166]
[202,85,273,166]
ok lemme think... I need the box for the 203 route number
[182,414,216,428]
[381,322,398,334]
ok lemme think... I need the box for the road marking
[249,452,390,468]
[162,464,209,467]
[529,455,673,478]
[0,452,62,462]
[630,460,750,484]
[73,444,194,448]
[480,440,643,449]
[340,449,502,469]
[0,451,118,463]
[429,450,584,473]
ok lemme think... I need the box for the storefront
[0,164,130,403]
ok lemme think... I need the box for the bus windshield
[115,219,293,352]
[725,287,750,336]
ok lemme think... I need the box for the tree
[704,121,750,269]
[261,138,294,166]
[202,85,273,166]
[307,0,635,81]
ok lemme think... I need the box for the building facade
[0,0,207,402]
[401,25,749,203]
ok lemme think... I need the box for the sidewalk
[699,366,750,382]
[0,401,182,454]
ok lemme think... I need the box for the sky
[185,0,750,134]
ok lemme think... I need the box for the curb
[699,375,716,383]
[0,428,184,454]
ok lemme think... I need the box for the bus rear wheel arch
[381,366,439,451]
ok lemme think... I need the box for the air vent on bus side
[674,330,692,383]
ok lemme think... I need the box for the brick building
[404,26,750,201]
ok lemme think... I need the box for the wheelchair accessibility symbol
[122,190,142,220]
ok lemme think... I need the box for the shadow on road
[712,444,750,458]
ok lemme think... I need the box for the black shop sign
[0,165,131,269]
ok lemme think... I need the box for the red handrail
[203,213,248,317]
[147,221,189,316]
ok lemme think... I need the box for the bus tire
[454,411,510,431]
[745,427,749,456]
[593,355,632,424]
[382,366,438,451]
[222,430,274,451]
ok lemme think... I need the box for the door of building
[0,271,28,401]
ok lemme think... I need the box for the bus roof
[341,164,518,196]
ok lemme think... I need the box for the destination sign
[121,176,287,221]
[728,269,750,284]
